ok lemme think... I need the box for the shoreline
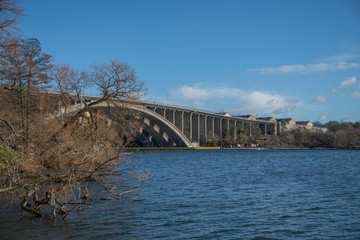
[123,146,359,152]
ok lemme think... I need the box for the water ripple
[1,150,360,239]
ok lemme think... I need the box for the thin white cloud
[322,53,360,62]
[171,84,301,116]
[249,62,360,74]
[312,95,327,103]
[338,76,356,88]
[352,91,360,98]
[232,91,300,115]
[179,85,209,101]
[175,85,244,101]
[333,76,357,93]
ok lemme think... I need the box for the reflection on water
[1,150,360,239]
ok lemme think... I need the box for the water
[1,150,360,239]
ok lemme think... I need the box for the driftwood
[20,188,67,218]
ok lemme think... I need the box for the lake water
[1,150,360,239]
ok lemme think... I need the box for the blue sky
[19,0,360,122]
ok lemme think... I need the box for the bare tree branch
[1,56,145,218]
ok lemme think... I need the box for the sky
[19,0,360,122]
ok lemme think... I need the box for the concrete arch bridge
[65,97,278,147]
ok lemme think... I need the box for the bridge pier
[199,117,203,143]
[234,120,238,140]
[190,113,193,141]
[220,118,223,139]
[181,111,184,133]
[249,122,252,137]
[212,117,215,138]
[203,115,207,144]
[196,114,200,142]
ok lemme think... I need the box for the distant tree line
[206,121,360,149]
[271,121,360,149]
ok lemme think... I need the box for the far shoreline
[123,146,359,152]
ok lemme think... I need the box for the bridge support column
[198,114,200,143]
[264,124,267,135]
[234,121,237,140]
[204,116,207,139]
[249,122,252,137]
[220,118,223,139]
[173,110,175,125]
[190,113,192,141]
[182,111,184,133]
[212,117,215,138]
[175,110,184,135]
[182,112,191,140]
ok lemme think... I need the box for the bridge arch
[61,96,278,147]
[63,101,193,147]
[128,104,192,147]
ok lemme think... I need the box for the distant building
[276,118,296,133]
[277,118,296,125]
[217,112,232,117]
[278,119,328,133]
[296,121,313,127]
[257,117,277,123]
[236,115,256,120]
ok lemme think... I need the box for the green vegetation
[0,145,19,167]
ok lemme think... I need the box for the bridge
[65,96,278,148]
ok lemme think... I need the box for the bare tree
[0,38,52,142]
[90,60,143,101]
[206,131,219,147]
[0,0,23,48]
[0,0,146,219]
[51,64,88,110]
[1,51,146,218]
